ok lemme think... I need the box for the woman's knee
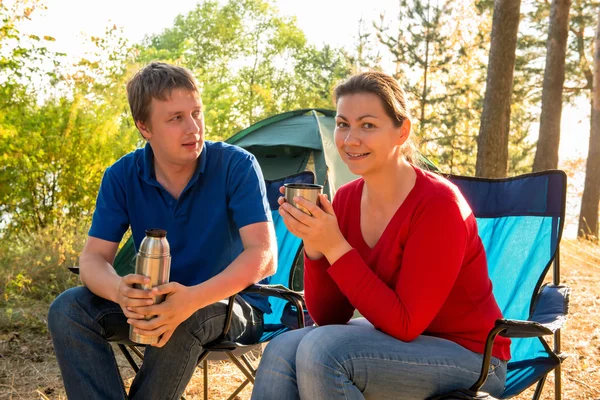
[261,327,315,366]
[296,326,347,373]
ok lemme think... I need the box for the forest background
[1,0,599,398]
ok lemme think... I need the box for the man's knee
[47,286,91,336]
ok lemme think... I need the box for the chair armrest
[218,284,306,340]
[68,266,80,275]
[467,299,570,395]
[241,284,305,306]
[241,284,306,330]
[529,284,570,333]
[495,319,553,338]
[495,284,570,338]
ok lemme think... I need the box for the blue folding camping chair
[433,170,570,400]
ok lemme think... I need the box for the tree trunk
[578,7,600,239]
[475,0,522,178]
[533,0,572,172]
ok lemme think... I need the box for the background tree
[476,0,522,178]
[375,0,490,174]
[533,0,572,172]
[345,18,382,73]
[578,6,600,239]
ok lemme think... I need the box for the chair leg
[118,344,140,373]
[227,379,251,400]
[128,345,145,361]
[532,375,547,400]
[226,351,256,383]
[203,359,208,400]
[554,363,562,400]
[240,353,257,375]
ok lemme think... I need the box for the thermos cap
[139,229,170,257]
[145,228,167,238]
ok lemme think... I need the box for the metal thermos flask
[129,228,171,345]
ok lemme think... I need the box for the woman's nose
[344,128,360,144]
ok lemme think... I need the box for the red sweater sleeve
[304,255,355,325]
[327,196,468,342]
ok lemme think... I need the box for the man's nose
[185,116,201,134]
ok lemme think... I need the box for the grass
[1,239,599,400]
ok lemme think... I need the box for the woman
[251,71,510,400]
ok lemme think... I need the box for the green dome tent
[226,108,438,197]
[226,108,351,197]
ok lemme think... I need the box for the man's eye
[170,116,181,121]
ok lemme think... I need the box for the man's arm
[79,237,120,302]
[188,220,277,308]
[80,236,154,319]
[128,220,277,347]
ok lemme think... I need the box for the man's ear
[136,120,152,141]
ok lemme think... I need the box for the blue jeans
[251,319,507,400]
[48,286,263,400]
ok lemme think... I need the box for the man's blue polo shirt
[89,141,272,313]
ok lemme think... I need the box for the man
[48,62,277,399]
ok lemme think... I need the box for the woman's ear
[136,120,152,141]
[397,118,412,145]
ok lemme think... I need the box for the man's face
[138,88,204,168]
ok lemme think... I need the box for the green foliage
[0,219,85,333]
[1,217,84,302]
[139,0,350,140]
[0,23,140,235]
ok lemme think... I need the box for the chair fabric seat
[502,357,560,398]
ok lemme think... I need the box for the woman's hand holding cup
[277,185,352,263]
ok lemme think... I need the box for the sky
[18,0,590,163]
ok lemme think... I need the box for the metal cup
[283,183,323,215]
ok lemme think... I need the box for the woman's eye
[336,122,348,128]
[363,123,374,129]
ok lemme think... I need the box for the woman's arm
[304,254,355,325]
[327,197,469,341]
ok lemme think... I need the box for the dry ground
[1,239,598,400]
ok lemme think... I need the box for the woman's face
[334,92,409,177]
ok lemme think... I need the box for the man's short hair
[126,62,199,124]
